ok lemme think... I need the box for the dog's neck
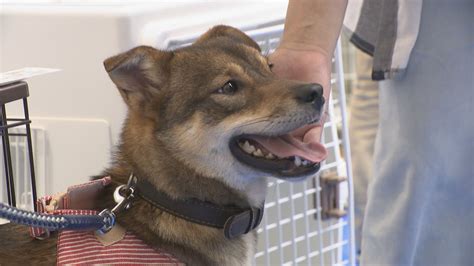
[105,115,266,265]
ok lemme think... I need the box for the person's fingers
[269,47,332,145]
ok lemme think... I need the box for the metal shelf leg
[0,104,16,207]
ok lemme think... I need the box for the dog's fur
[0,26,324,265]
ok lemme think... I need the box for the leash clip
[97,174,137,234]
[112,173,137,213]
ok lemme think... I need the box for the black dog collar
[121,175,264,239]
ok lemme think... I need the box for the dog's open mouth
[230,123,328,179]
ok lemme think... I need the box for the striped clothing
[57,229,181,265]
[343,0,423,80]
[29,177,183,265]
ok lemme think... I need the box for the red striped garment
[27,177,183,265]
[30,177,112,239]
[29,194,53,238]
[57,229,182,265]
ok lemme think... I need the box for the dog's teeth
[266,153,276,159]
[243,141,250,149]
[302,159,309,166]
[242,141,256,154]
[253,149,264,157]
[294,156,302,167]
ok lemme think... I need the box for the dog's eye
[216,80,238,95]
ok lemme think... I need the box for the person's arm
[270,0,347,141]
[280,0,347,60]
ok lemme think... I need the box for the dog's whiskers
[226,116,277,134]
[228,113,318,137]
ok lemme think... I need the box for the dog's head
[104,25,327,189]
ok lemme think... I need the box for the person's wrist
[269,45,332,85]
[277,41,332,66]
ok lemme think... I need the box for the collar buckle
[223,206,264,239]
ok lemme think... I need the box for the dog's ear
[104,46,173,105]
[194,25,261,52]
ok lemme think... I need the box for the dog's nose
[294,83,325,108]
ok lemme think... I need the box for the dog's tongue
[251,124,328,163]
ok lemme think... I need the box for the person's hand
[269,45,332,145]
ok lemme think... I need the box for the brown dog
[0,25,326,265]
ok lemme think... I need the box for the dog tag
[94,223,126,246]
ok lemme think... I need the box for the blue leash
[0,202,115,233]
[0,176,135,235]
